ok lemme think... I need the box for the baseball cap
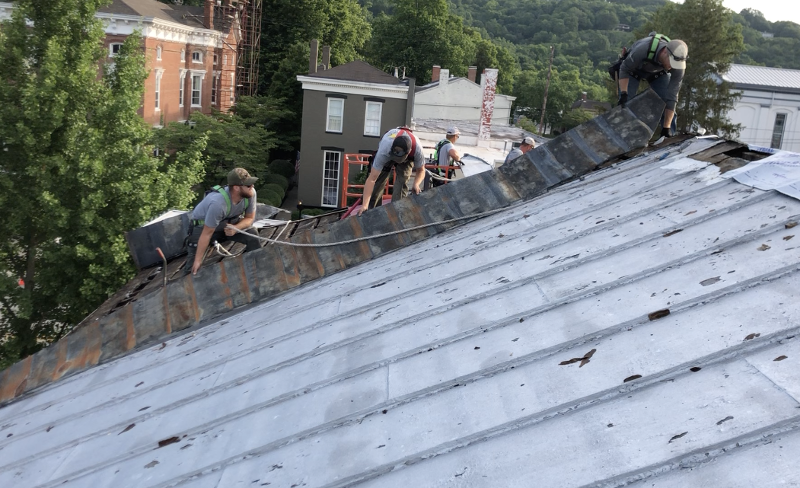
[228,168,258,186]
[522,136,535,146]
[391,134,411,158]
[446,126,460,136]
[665,40,688,70]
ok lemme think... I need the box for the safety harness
[608,33,671,81]
[394,127,417,158]
[191,185,249,227]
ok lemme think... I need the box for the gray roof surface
[307,60,407,85]
[722,63,800,92]
[2,136,799,487]
[98,0,222,31]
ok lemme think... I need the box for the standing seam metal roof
[1,93,799,487]
[723,63,800,91]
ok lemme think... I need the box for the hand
[412,184,421,195]
[191,259,202,275]
[357,204,368,216]
[660,127,671,138]
[224,224,237,237]
[617,91,628,108]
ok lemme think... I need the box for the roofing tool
[156,247,167,287]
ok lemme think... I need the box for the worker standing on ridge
[184,168,261,276]
[357,127,426,216]
[617,34,688,144]
[431,126,463,186]
[504,136,535,164]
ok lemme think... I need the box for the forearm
[193,231,214,268]
[618,78,629,93]
[361,173,378,209]
[234,215,255,230]
[413,168,425,189]
[663,109,675,128]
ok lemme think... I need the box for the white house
[722,64,800,152]
[414,66,515,126]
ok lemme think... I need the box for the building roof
[416,76,515,101]
[2,92,800,487]
[722,63,800,93]
[98,0,227,32]
[306,60,407,85]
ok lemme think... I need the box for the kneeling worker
[184,168,261,275]
[358,127,426,216]
[504,136,535,164]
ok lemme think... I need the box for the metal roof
[306,60,407,86]
[722,63,800,92]
[2,132,799,486]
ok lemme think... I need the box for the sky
[677,0,800,25]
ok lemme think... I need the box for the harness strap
[193,186,249,227]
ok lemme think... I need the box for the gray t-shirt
[372,128,426,171]
[437,141,455,167]
[191,186,257,230]
[619,36,685,111]
[504,147,523,164]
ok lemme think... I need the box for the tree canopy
[0,0,206,367]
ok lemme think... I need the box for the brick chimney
[322,46,330,70]
[309,39,318,74]
[431,65,440,83]
[581,92,587,101]
[468,66,477,83]
[478,68,498,141]
[204,0,214,30]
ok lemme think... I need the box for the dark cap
[391,134,411,158]
[228,168,258,186]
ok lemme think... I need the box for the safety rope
[425,167,459,182]
[227,202,527,248]
[213,242,236,257]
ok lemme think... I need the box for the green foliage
[262,183,286,201]
[562,108,597,130]
[262,173,290,191]
[258,189,283,207]
[0,0,205,367]
[638,0,744,137]
[270,159,296,179]
[154,95,286,196]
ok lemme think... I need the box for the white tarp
[460,153,494,177]
[722,150,800,200]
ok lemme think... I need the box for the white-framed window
[326,98,344,133]
[322,150,342,207]
[213,53,218,65]
[191,73,203,106]
[181,49,185,62]
[223,54,228,66]
[771,113,787,149]
[211,71,219,105]
[154,69,163,111]
[192,51,202,63]
[109,43,123,57]
[230,73,235,102]
[364,101,383,136]
[156,45,162,61]
[179,69,187,107]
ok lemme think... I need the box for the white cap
[446,126,460,136]
[522,136,535,146]
[666,40,688,70]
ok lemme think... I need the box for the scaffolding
[232,0,262,98]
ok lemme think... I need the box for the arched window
[192,51,202,63]
[156,45,162,61]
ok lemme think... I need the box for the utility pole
[539,45,555,135]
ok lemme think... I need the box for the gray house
[296,45,414,208]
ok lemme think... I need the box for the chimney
[439,68,449,84]
[309,39,318,74]
[431,65,440,83]
[478,68,498,141]
[322,46,330,70]
[468,66,477,83]
[405,78,416,127]
[204,0,214,30]
[581,92,587,101]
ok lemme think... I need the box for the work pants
[183,225,261,275]
[369,160,414,209]
[625,73,678,135]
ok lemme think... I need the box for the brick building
[96,0,242,126]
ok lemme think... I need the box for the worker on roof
[357,127,426,216]
[504,136,535,164]
[617,34,688,143]
[184,168,261,276]
[431,126,463,187]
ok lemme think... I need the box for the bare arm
[411,167,425,194]
[358,167,382,216]
[192,225,217,275]
[447,147,461,163]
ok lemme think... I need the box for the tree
[638,0,744,136]
[0,0,206,367]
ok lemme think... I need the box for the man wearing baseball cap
[183,168,261,275]
[504,136,535,164]
[617,34,688,144]
[358,127,426,216]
